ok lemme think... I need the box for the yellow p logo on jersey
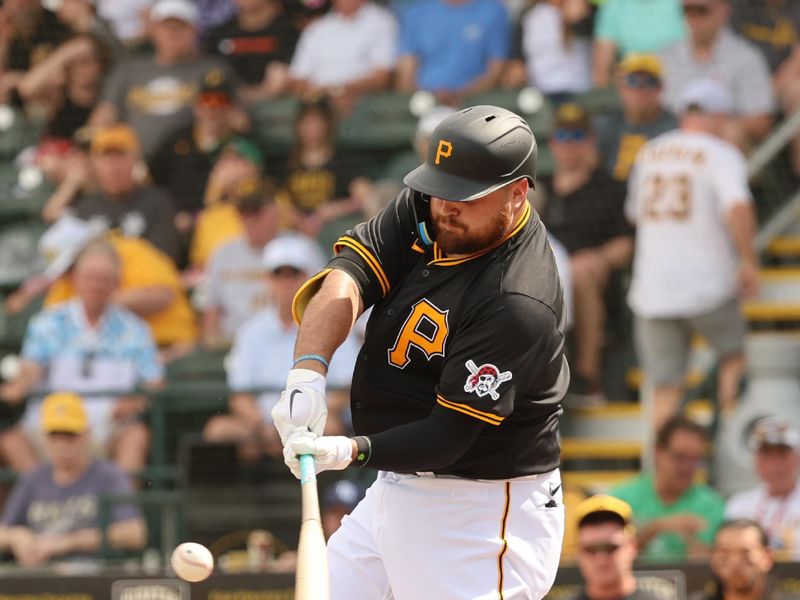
[434,140,453,165]
[388,299,449,369]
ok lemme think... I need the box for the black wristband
[352,436,372,468]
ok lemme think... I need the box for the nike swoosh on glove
[271,368,328,444]
[283,429,353,479]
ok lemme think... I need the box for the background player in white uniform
[626,78,759,431]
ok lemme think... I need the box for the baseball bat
[295,454,330,600]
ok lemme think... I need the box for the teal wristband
[293,354,330,369]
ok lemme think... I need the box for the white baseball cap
[748,417,800,451]
[150,0,199,25]
[39,215,108,280]
[262,234,327,275]
[675,78,733,114]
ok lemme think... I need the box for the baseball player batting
[272,105,569,599]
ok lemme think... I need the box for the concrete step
[562,470,637,493]
[744,269,800,322]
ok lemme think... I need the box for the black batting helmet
[404,105,537,202]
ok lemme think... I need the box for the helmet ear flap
[411,191,435,247]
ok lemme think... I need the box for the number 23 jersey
[626,130,753,318]
[295,188,569,478]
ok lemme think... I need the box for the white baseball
[170,542,214,582]
[0,355,21,382]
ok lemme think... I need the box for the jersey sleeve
[708,144,752,213]
[293,188,420,321]
[435,293,564,426]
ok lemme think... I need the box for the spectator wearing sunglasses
[203,234,361,460]
[597,54,678,182]
[659,0,775,150]
[572,495,660,600]
[610,416,725,562]
[538,103,633,400]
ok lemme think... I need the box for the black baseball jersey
[296,188,568,478]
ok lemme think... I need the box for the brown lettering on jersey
[641,173,692,221]
[388,299,449,369]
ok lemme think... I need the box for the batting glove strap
[271,368,328,444]
[284,431,353,478]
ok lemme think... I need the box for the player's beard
[432,204,512,256]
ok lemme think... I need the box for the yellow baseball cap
[90,124,140,155]
[619,54,663,80]
[574,494,633,527]
[41,392,89,434]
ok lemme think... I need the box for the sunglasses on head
[581,542,622,556]
[683,3,711,16]
[552,129,588,143]
[625,72,660,89]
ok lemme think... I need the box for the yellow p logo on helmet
[434,140,453,165]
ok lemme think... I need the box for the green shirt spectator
[611,473,725,561]
[593,0,686,87]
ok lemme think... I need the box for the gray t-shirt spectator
[101,56,235,158]
[204,236,269,341]
[659,28,776,116]
[2,461,141,543]
[596,109,679,181]
[73,186,181,264]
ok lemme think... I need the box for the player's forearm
[726,203,758,265]
[294,270,363,374]
[0,526,29,551]
[58,528,102,555]
[357,405,483,472]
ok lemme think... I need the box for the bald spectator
[592,0,685,88]
[596,55,678,182]
[0,392,146,566]
[90,0,241,158]
[205,0,299,102]
[660,0,775,149]
[396,0,509,105]
[0,236,164,474]
[289,0,397,112]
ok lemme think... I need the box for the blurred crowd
[0,0,797,581]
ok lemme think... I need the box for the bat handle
[299,454,316,485]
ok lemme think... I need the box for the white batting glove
[283,429,353,479]
[271,368,328,444]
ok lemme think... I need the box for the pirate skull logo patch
[464,360,512,401]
